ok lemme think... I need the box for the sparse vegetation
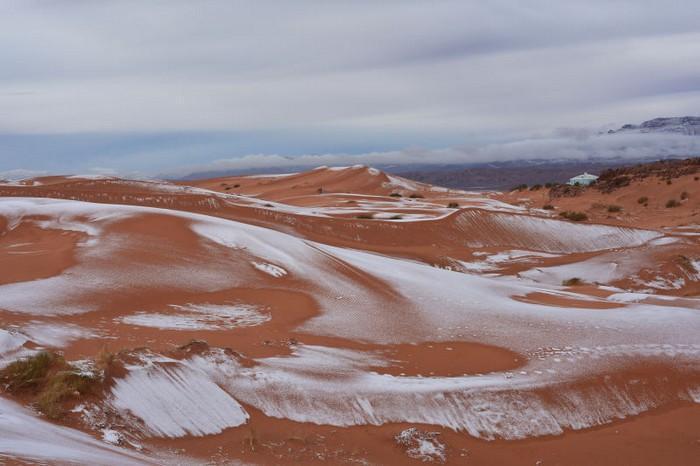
[607,205,622,213]
[666,179,673,185]
[637,196,648,204]
[562,277,584,286]
[389,192,402,197]
[666,199,680,208]
[390,215,403,220]
[447,202,459,208]
[409,193,424,199]
[356,214,374,219]
[0,351,56,393]
[542,204,554,210]
[512,184,528,191]
[264,203,274,207]
[0,351,101,420]
[681,191,689,200]
[317,187,323,194]
[529,184,542,191]
[38,371,98,419]
[233,184,240,188]
[559,211,588,221]
[544,182,554,188]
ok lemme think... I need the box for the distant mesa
[608,116,700,135]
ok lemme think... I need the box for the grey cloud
[0,1,699,173]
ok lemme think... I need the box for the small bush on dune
[0,351,57,393]
[356,214,374,219]
[529,184,542,191]
[38,371,98,420]
[637,196,648,204]
[542,204,555,210]
[562,277,584,286]
[512,184,528,191]
[1,351,102,420]
[666,199,680,208]
[559,211,588,221]
[447,202,459,208]
[389,192,402,197]
[607,205,622,213]
[409,193,424,199]
[390,215,403,220]
[681,191,689,200]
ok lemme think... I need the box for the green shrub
[37,371,98,420]
[0,352,57,393]
[562,277,583,286]
[559,211,588,221]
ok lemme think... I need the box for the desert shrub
[512,184,528,191]
[389,192,402,197]
[390,215,403,220]
[559,211,588,221]
[233,184,240,188]
[409,193,424,199]
[542,204,555,210]
[562,277,583,286]
[264,203,274,207]
[37,371,97,419]
[529,184,542,191]
[666,179,673,185]
[0,352,57,393]
[607,205,622,213]
[666,199,680,208]
[356,214,374,219]
[637,196,648,204]
[695,176,699,181]
[316,187,323,194]
[1,351,100,420]
[544,182,554,188]
[447,202,459,208]
[681,191,689,200]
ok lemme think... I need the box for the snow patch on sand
[121,303,269,330]
[0,397,151,465]
[252,261,288,277]
[109,364,248,438]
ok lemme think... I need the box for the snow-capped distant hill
[609,116,700,135]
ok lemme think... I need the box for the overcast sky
[1,0,699,177]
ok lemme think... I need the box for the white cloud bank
[168,132,700,176]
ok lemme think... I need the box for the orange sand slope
[1,165,699,465]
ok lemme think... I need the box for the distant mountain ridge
[609,116,700,135]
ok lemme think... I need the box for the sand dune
[1,165,699,464]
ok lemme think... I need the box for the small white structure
[567,172,598,186]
